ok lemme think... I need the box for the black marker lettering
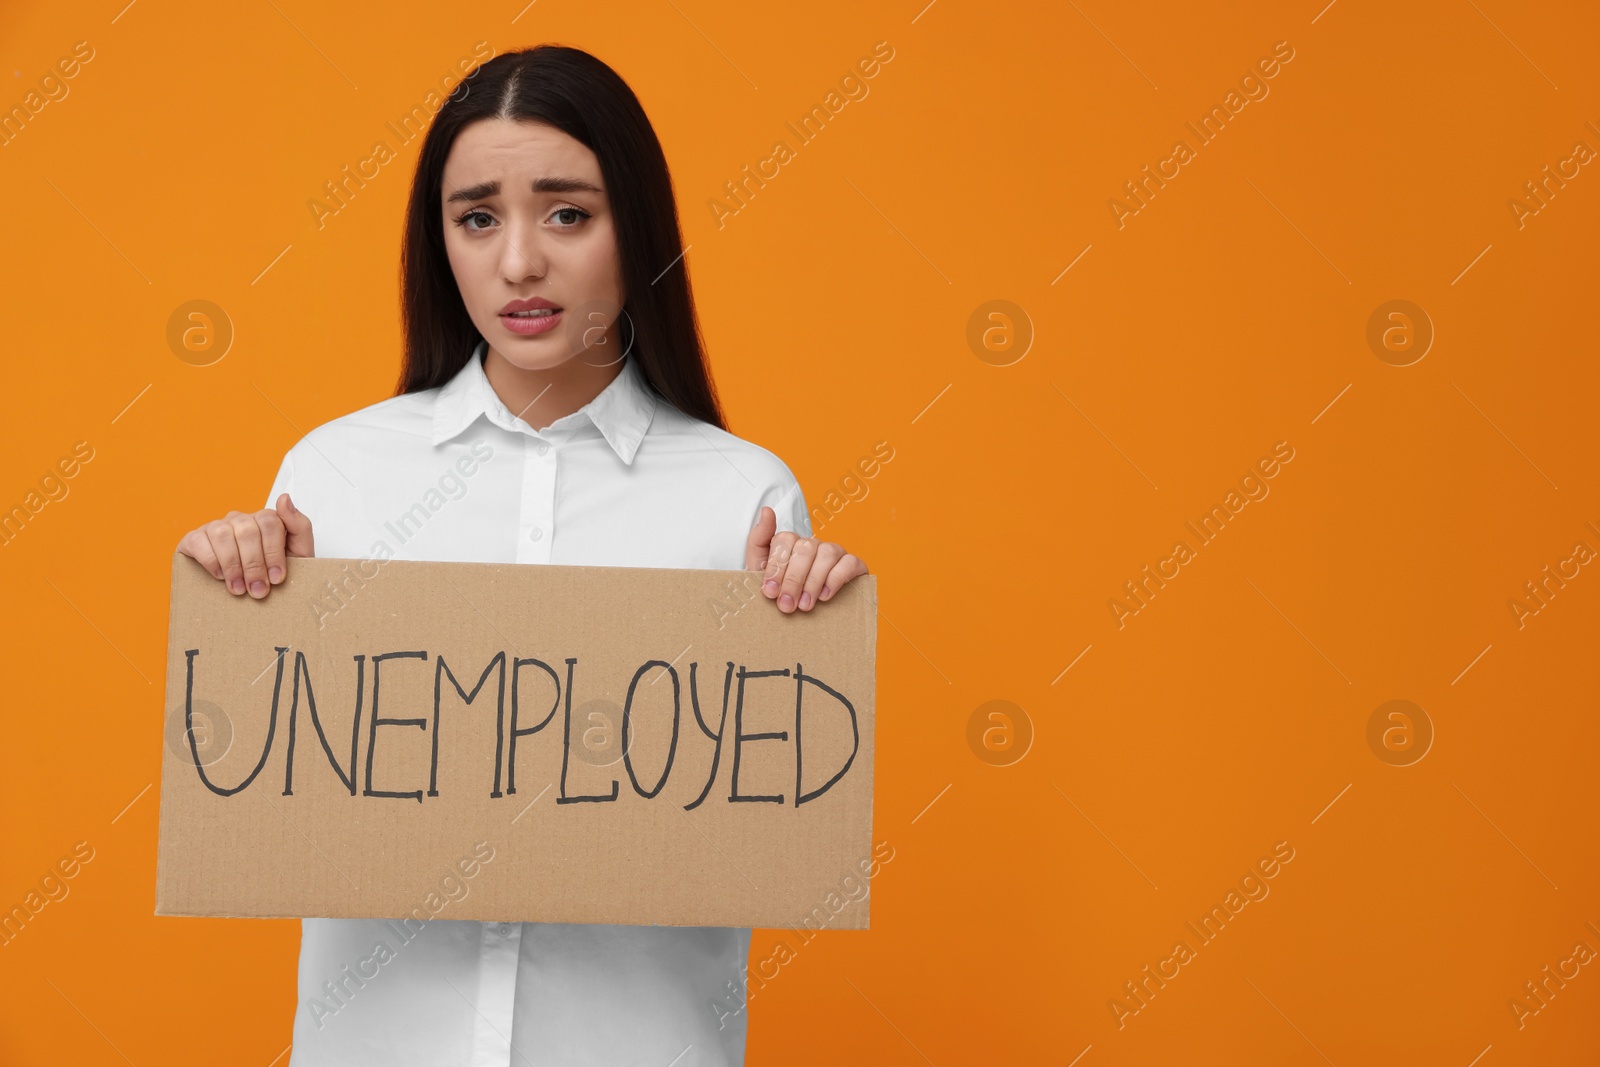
[729,666,790,804]
[622,660,681,800]
[430,652,506,798]
[507,657,560,795]
[184,646,286,797]
[684,661,735,811]
[283,651,365,796]
[364,651,428,803]
[794,662,859,806]
[557,657,618,804]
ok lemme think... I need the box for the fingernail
[779,593,794,611]
[269,565,283,583]
[230,578,245,594]
[821,585,832,600]
[799,591,813,610]
[249,580,267,597]
[764,579,778,595]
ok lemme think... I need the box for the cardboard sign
[155,554,877,928]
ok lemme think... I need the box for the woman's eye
[454,207,588,232]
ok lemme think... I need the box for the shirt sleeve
[759,465,812,540]
[265,448,295,510]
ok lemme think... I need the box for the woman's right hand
[176,493,315,599]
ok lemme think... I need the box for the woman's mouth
[501,308,563,335]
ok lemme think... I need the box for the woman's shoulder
[278,389,438,463]
[265,390,440,507]
[646,404,811,536]
[648,402,801,487]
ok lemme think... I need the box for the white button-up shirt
[267,340,811,1066]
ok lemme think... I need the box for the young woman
[175,44,869,1067]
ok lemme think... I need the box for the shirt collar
[430,339,657,464]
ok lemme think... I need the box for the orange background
[2,0,1597,1063]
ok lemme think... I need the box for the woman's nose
[500,219,547,283]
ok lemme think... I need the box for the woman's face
[440,118,625,371]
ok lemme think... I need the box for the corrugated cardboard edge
[153,551,186,918]
[863,571,878,929]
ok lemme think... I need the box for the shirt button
[528,526,543,542]
[536,441,550,456]
[496,923,512,936]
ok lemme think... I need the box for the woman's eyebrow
[445,177,604,204]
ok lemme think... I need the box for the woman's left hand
[745,505,869,613]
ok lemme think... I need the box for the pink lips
[499,296,563,336]
[501,308,563,335]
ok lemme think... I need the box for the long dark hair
[396,45,726,430]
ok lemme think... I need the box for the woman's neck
[482,344,625,432]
